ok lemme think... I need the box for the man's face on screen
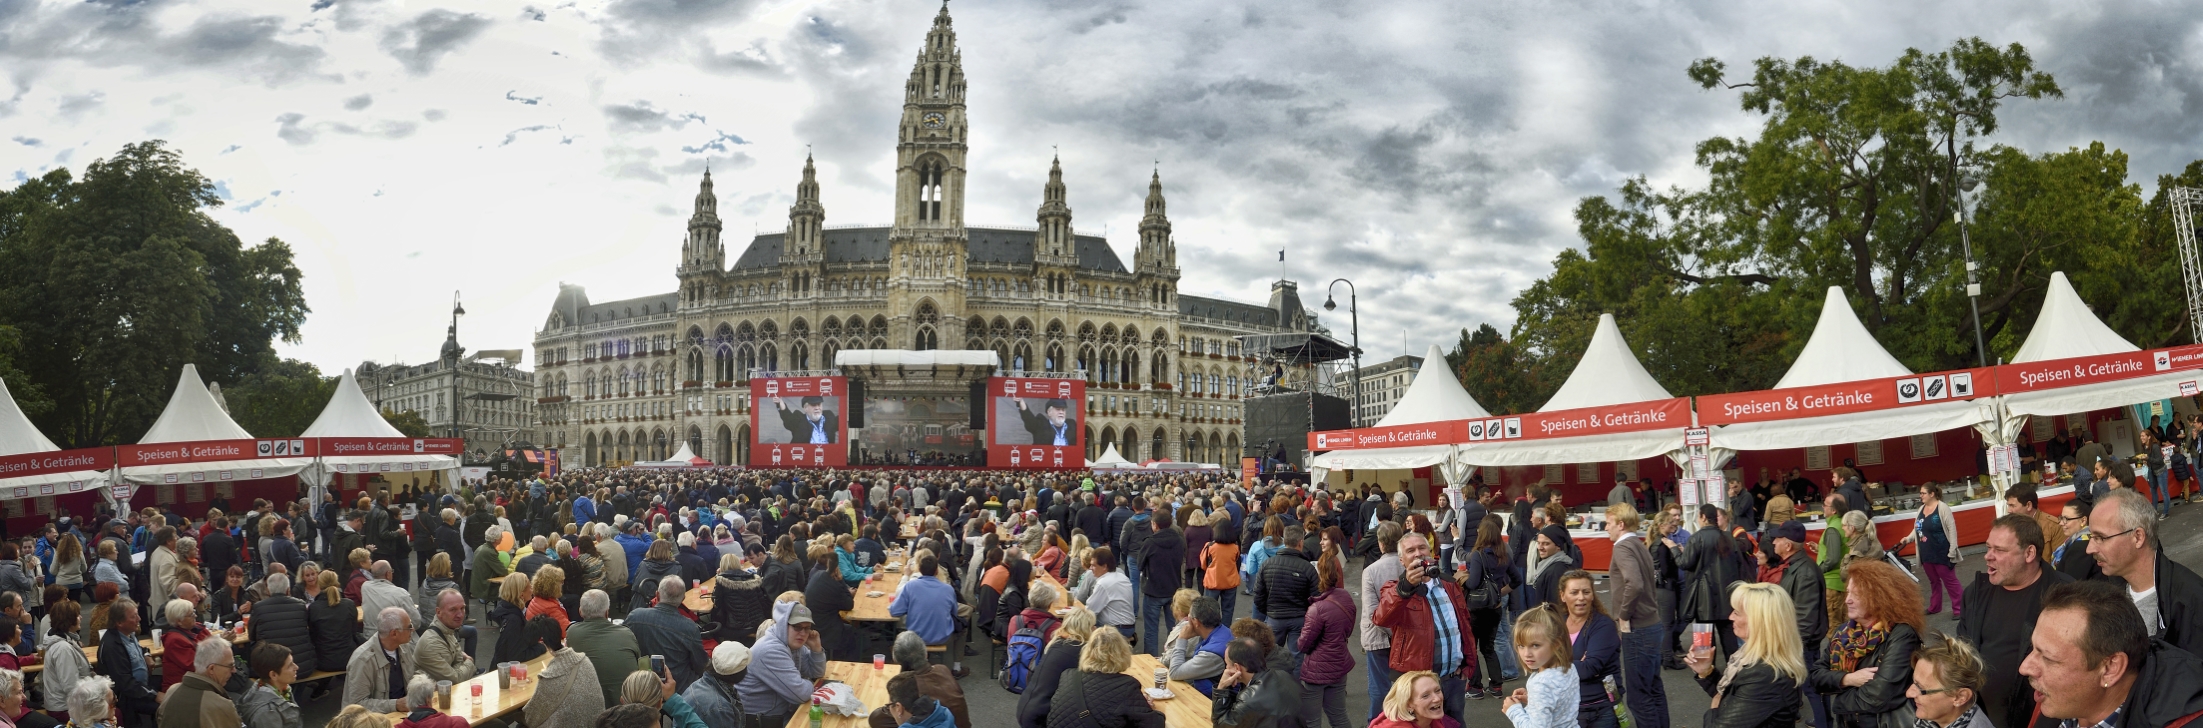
[1046,405,1068,426]
[804,401,824,421]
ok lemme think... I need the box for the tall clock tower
[888,3,970,346]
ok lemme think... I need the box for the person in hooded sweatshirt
[882,671,958,728]
[1527,525,1577,610]
[736,601,829,728]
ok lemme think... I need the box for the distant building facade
[529,5,1315,467]
[1353,354,1423,425]
[358,325,536,462]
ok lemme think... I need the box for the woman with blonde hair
[619,669,707,728]
[1018,607,1096,728]
[327,704,394,728]
[1044,628,1165,728]
[490,572,540,665]
[1685,582,1805,728]
[305,570,358,674]
[525,565,571,637]
[1370,671,1458,728]
[1809,559,1923,728]
[416,553,462,621]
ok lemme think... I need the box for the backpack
[998,614,1057,694]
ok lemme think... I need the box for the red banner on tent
[119,438,318,467]
[1307,421,1467,451]
[1508,397,1693,441]
[1697,367,1996,425]
[1995,344,2203,394]
[0,447,113,480]
[319,438,463,456]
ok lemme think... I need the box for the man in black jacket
[1958,514,2073,728]
[1103,497,1132,554]
[1252,525,1318,653]
[2020,580,2203,728]
[202,517,239,586]
[1769,521,1828,728]
[1073,493,1107,544]
[1138,510,1184,657]
[97,599,158,728]
[2089,489,2203,656]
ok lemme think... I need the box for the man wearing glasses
[2087,489,2203,657]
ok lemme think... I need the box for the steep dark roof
[578,292,678,324]
[1179,295,1282,327]
[731,227,1127,273]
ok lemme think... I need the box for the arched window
[584,372,597,398]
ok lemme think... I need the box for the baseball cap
[786,603,816,626]
[1770,520,1807,544]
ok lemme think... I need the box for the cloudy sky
[3,0,2199,377]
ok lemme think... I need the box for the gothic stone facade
[532,6,1310,467]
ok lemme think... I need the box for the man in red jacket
[1371,532,1477,727]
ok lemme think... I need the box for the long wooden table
[390,650,554,726]
[1126,653,1213,728]
[24,637,160,675]
[845,550,908,623]
[783,661,900,728]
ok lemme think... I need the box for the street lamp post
[1949,143,1988,367]
[1324,279,1363,429]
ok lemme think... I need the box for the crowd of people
[0,453,2194,728]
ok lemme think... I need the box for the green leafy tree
[383,409,433,438]
[0,141,309,446]
[1445,324,1549,415]
[222,359,337,438]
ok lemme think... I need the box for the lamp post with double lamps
[1323,279,1363,428]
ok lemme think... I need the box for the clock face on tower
[922,112,945,129]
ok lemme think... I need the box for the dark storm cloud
[0,4,328,84]
[596,0,765,65]
[601,101,706,134]
[380,9,491,75]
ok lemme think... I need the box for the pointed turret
[1034,154,1075,262]
[780,155,826,296]
[1135,167,1179,304]
[682,170,723,273]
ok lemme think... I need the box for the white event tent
[1458,314,1684,467]
[1088,444,1138,469]
[1308,345,1489,485]
[1706,287,1996,466]
[0,376,108,496]
[635,442,711,468]
[122,364,312,485]
[299,369,459,485]
[1988,271,2197,443]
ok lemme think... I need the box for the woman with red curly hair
[1808,559,1924,728]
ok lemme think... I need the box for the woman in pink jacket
[1294,550,1355,728]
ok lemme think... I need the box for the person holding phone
[1370,532,1477,727]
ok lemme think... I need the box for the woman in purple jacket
[1295,551,1356,728]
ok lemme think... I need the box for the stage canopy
[1990,271,2199,442]
[300,369,459,485]
[122,364,311,485]
[1307,345,1488,483]
[0,376,108,496]
[1458,314,1684,467]
[1707,287,1994,457]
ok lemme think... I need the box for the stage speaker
[1243,390,1351,469]
[846,379,866,428]
[969,380,988,429]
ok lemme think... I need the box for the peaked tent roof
[140,364,254,443]
[1994,271,2193,441]
[0,376,108,493]
[123,364,311,484]
[1091,444,1137,468]
[301,370,458,485]
[1310,345,1487,481]
[1774,287,1912,388]
[1540,314,1675,412]
[303,370,406,438]
[667,441,710,466]
[1459,315,1684,468]
[1375,345,1493,427]
[1709,288,1990,454]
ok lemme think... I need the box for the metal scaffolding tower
[2178,187,2203,343]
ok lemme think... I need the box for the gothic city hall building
[533,5,1314,468]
